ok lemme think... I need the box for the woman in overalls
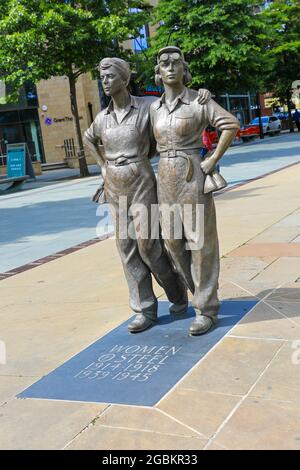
[150,47,239,336]
[84,57,190,333]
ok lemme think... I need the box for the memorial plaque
[18,300,257,406]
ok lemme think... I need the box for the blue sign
[146,85,164,94]
[7,144,26,178]
[44,117,53,126]
[18,300,257,406]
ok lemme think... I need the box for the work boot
[189,315,216,336]
[169,291,189,315]
[128,314,157,333]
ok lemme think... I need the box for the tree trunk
[68,74,90,177]
[286,91,294,133]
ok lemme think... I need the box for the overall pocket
[175,113,195,136]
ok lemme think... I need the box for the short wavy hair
[99,57,131,86]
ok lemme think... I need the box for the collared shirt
[150,87,240,153]
[84,95,155,160]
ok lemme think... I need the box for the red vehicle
[237,124,260,142]
[207,124,260,144]
[206,129,218,144]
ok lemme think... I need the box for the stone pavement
[0,162,299,450]
[1,132,299,274]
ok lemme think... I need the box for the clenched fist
[200,156,217,174]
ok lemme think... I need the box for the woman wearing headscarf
[150,47,239,336]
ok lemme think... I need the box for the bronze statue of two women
[84,47,239,336]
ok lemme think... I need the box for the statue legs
[158,155,220,334]
[105,160,187,333]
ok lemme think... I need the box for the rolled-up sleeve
[206,100,240,131]
[84,114,102,144]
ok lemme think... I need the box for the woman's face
[158,52,185,86]
[100,66,126,96]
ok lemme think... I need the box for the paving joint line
[0,233,113,282]
[156,408,208,440]
[154,281,261,408]
[228,335,290,342]
[202,340,286,450]
[249,257,280,281]
[237,205,300,246]
[62,403,112,450]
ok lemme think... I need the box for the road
[1,132,299,273]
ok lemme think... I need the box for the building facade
[0,83,45,173]
[0,0,275,170]
[36,74,100,166]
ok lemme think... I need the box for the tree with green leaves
[260,0,300,132]
[148,0,267,95]
[0,0,151,176]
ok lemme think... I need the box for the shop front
[0,83,44,174]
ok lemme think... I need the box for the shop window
[0,108,44,163]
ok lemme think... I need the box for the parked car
[207,127,252,144]
[250,116,281,135]
[238,124,260,142]
[206,128,218,144]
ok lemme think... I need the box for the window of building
[133,24,149,52]
[129,7,149,53]
[0,109,44,163]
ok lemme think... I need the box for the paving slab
[248,227,300,244]
[265,301,300,327]
[178,336,283,396]
[65,424,207,450]
[229,243,300,258]
[266,281,300,302]
[249,343,300,402]
[94,405,202,438]
[0,237,165,311]
[0,398,107,450]
[0,376,38,406]
[217,163,300,256]
[229,301,300,341]
[250,257,300,284]
[248,209,300,244]
[157,388,240,439]
[218,280,275,301]
[205,441,227,450]
[273,210,300,228]
[220,256,276,282]
[0,302,132,376]
[213,397,300,450]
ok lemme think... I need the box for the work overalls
[88,97,186,321]
[150,88,239,322]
